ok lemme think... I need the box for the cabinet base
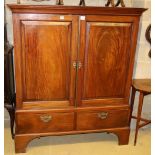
[15,127,130,153]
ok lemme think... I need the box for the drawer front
[76,109,129,130]
[16,111,75,134]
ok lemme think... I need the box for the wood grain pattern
[12,14,78,108]
[15,135,35,153]
[83,22,132,98]
[76,109,129,130]
[17,104,129,112]
[8,5,146,16]
[124,18,140,98]
[16,111,75,134]
[77,15,140,107]
[12,14,23,109]
[22,21,71,100]
[82,98,127,106]
[22,101,72,109]
[14,127,130,153]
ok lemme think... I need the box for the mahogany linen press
[8,4,146,153]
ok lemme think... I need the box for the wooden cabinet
[8,5,146,153]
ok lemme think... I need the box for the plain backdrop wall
[4,0,151,129]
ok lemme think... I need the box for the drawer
[76,109,129,130]
[16,110,75,134]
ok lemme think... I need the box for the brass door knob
[78,62,82,69]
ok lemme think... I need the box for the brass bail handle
[98,112,108,119]
[40,115,52,123]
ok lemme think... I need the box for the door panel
[22,21,71,100]
[84,22,131,98]
[19,15,78,107]
[77,16,134,106]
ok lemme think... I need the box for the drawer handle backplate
[40,115,52,123]
[98,112,108,120]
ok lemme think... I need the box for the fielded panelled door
[14,14,139,109]
[76,15,139,107]
[14,14,79,108]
